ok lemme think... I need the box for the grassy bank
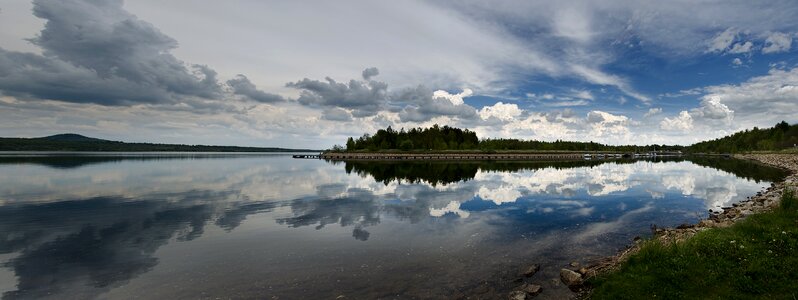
[589,189,798,299]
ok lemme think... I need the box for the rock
[569,261,580,267]
[676,223,693,229]
[560,268,583,286]
[519,283,542,297]
[698,219,714,227]
[508,290,527,300]
[521,264,540,277]
[577,267,589,275]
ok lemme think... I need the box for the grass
[589,189,798,299]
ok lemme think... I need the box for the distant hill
[38,133,106,142]
[0,133,319,152]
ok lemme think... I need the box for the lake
[0,153,788,299]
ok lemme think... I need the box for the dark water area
[0,153,788,299]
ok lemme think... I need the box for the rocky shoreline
[505,154,798,300]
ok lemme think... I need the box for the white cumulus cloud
[660,111,693,131]
[433,88,473,106]
[479,102,523,121]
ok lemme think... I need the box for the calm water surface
[0,153,788,299]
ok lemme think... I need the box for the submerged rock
[508,290,527,300]
[519,283,542,297]
[521,264,540,277]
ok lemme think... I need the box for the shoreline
[571,153,798,298]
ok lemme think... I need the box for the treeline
[338,124,683,152]
[478,139,683,152]
[689,121,798,153]
[344,125,479,151]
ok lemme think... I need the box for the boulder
[560,268,583,286]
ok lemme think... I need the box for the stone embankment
[569,154,798,294]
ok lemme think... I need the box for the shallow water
[0,153,787,299]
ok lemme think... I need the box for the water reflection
[0,155,787,299]
[0,191,236,299]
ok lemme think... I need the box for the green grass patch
[589,189,798,299]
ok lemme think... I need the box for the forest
[344,125,479,151]
[688,121,798,153]
[339,124,683,152]
[338,121,797,153]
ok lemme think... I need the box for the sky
[0,0,797,148]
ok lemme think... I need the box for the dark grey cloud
[227,74,284,103]
[361,67,379,80]
[287,69,478,122]
[394,86,478,122]
[286,72,389,117]
[0,0,222,106]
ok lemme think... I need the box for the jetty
[294,151,683,161]
[321,152,588,161]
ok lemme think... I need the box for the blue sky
[0,0,797,148]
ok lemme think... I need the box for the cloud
[395,86,478,122]
[643,108,662,118]
[227,75,284,103]
[321,108,353,122]
[286,71,389,117]
[432,89,473,106]
[479,102,523,121]
[660,111,693,131]
[585,110,631,139]
[728,41,754,54]
[544,100,591,107]
[707,28,739,53]
[587,110,627,124]
[692,96,734,124]
[0,0,224,106]
[572,90,594,100]
[361,67,379,80]
[762,32,793,53]
[286,69,479,122]
[569,64,651,104]
[698,66,798,127]
[732,58,743,66]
